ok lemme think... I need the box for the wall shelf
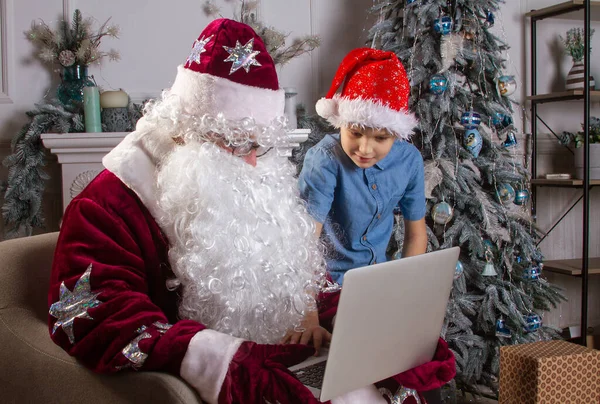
[527,0,596,346]
[544,258,600,276]
[525,1,600,21]
[526,90,600,104]
[531,179,600,187]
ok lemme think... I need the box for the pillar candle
[100,89,129,108]
[83,86,102,133]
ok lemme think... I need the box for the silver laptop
[288,247,460,401]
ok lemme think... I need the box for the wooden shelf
[526,90,600,104]
[544,258,600,276]
[526,1,600,20]
[531,179,600,187]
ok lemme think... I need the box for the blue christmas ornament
[434,16,453,35]
[523,264,542,280]
[432,201,454,225]
[463,129,483,158]
[454,260,464,280]
[496,183,516,205]
[524,313,542,332]
[497,75,517,96]
[491,112,513,130]
[502,130,518,148]
[484,11,495,28]
[406,0,417,4]
[461,111,481,129]
[514,189,530,205]
[429,74,448,95]
[495,318,512,338]
[393,250,402,260]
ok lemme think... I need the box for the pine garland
[1,102,83,238]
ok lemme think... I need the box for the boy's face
[340,125,395,169]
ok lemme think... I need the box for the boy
[300,47,427,286]
[288,48,454,403]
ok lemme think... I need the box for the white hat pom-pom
[316,98,338,119]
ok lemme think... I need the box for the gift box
[499,340,600,404]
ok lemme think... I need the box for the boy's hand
[280,310,332,356]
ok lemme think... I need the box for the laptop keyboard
[292,361,327,389]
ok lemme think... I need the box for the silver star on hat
[187,35,213,65]
[223,38,262,74]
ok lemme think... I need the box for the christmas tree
[368,0,564,397]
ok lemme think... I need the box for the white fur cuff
[180,330,244,404]
[330,384,387,404]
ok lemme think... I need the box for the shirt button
[374,260,377,264]
[372,184,377,190]
[363,235,367,241]
[377,214,381,219]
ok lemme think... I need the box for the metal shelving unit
[526,0,598,346]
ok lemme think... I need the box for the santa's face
[216,141,259,167]
[155,140,325,344]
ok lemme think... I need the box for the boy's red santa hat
[169,18,284,128]
[316,48,418,140]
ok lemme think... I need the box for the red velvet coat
[48,170,206,373]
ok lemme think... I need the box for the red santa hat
[316,48,418,140]
[169,18,284,128]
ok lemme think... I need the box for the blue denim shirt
[298,134,426,284]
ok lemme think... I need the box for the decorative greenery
[559,116,600,148]
[1,102,83,238]
[289,104,332,175]
[25,9,120,67]
[560,27,595,62]
[1,10,127,237]
[203,0,321,66]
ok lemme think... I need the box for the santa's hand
[281,311,332,356]
[218,341,320,404]
[391,337,456,391]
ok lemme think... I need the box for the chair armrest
[0,307,203,403]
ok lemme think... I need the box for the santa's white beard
[156,141,326,343]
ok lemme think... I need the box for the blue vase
[57,65,95,109]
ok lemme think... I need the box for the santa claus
[48,18,454,404]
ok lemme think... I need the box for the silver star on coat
[223,38,262,74]
[49,263,102,344]
[379,386,422,404]
[122,331,152,368]
[187,35,213,65]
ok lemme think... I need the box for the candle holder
[101,107,130,132]
[100,89,130,132]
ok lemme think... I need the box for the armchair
[0,232,203,403]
